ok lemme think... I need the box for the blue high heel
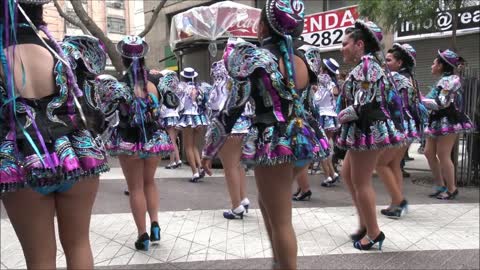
[135,233,150,251]
[242,204,249,213]
[223,207,245,220]
[150,222,161,242]
[353,231,385,251]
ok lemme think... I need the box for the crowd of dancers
[0,0,475,269]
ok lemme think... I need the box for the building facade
[144,0,478,91]
[42,0,144,68]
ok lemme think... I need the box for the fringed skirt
[177,114,209,128]
[231,115,252,135]
[162,116,179,129]
[241,117,327,167]
[318,115,339,132]
[337,105,406,151]
[1,129,109,194]
[425,107,475,137]
[106,124,173,158]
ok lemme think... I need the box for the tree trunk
[53,0,90,35]
[138,0,167,38]
[70,0,124,75]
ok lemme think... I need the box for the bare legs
[2,176,99,269]
[218,136,247,209]
[255,163,302,270]
[167,127,180,164]
[182,127,203,175]
[424,134,458,192]
[343,149,383,244]
[295,166,310,193]
[119,155,160,236]
[376,146,408,206]
[182,128,197,174]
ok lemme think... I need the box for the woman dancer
[0,1,108,268]
[377,43,421,218]
[209,60,252,219]
[159,70,182,169]
[202,1,328,268]
[423,49,475,199]
[337,20,406,250]
[105,36,174,251]
[177,67,209,182]
[316,58,341,187]
[292,45,331,201]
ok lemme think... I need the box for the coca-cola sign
[226,8,261,38]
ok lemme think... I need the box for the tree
[358,0,475,51]
[53,0,167,75]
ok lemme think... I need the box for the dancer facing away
[209,60,253,219]
[202,1,327,268]
[104,36,175,251]
[377,43,422,218]
[177,67,210,182]
[315,58,341,187]
[292,45,331,201]
[337,20,406,250]
[422,49,475,199]
[159,70,183,169]
[0,1,109,268]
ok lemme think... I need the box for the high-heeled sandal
[429,186,447,197]
[353,231,385,251]
[350,227,366,242]
[293,190,312,201]
[437,189,458,200]
[292,187,301,198]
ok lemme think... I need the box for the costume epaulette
[224,41,279,80]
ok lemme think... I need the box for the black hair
[345,27,380,54]
[0,4,47,27]
[321,64,336,80]
[122,57,145,69]
[387,47,414,72]
[436,56,454,75]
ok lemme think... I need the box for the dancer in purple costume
[376,43,422,219]
[337,20,407,251]
[202,0,322,268]
[104,35,175,251]
[0,1,109,268]
[422,49,475,200]
[208,59,253,219]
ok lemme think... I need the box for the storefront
[394,4,480,91]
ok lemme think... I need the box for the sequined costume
[337,54,406,150]
[100,73,174,158]
[202,38,325,167]
[423,74,475,137]
[389,70,420,142]
[209,60,253,135]
[158,70,181,128]
[177,81,210,128]
[0,29,109,194]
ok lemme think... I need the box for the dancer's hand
[201,158,213,176]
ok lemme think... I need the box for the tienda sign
[301,5,359,51]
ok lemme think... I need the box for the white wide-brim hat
[180,67,198,79]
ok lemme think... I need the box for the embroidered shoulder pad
[349,55,384,83]
[96,74,132,109]
[390,71,411,91]
[158,70,179,93]
[436,75,461,92]
[299,45,321,75]
[224,41,279,80]
[62,35,107,76]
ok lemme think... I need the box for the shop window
[107,0,125,9]
[107,17,126,34]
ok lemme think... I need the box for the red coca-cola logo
[227,9,261,38]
